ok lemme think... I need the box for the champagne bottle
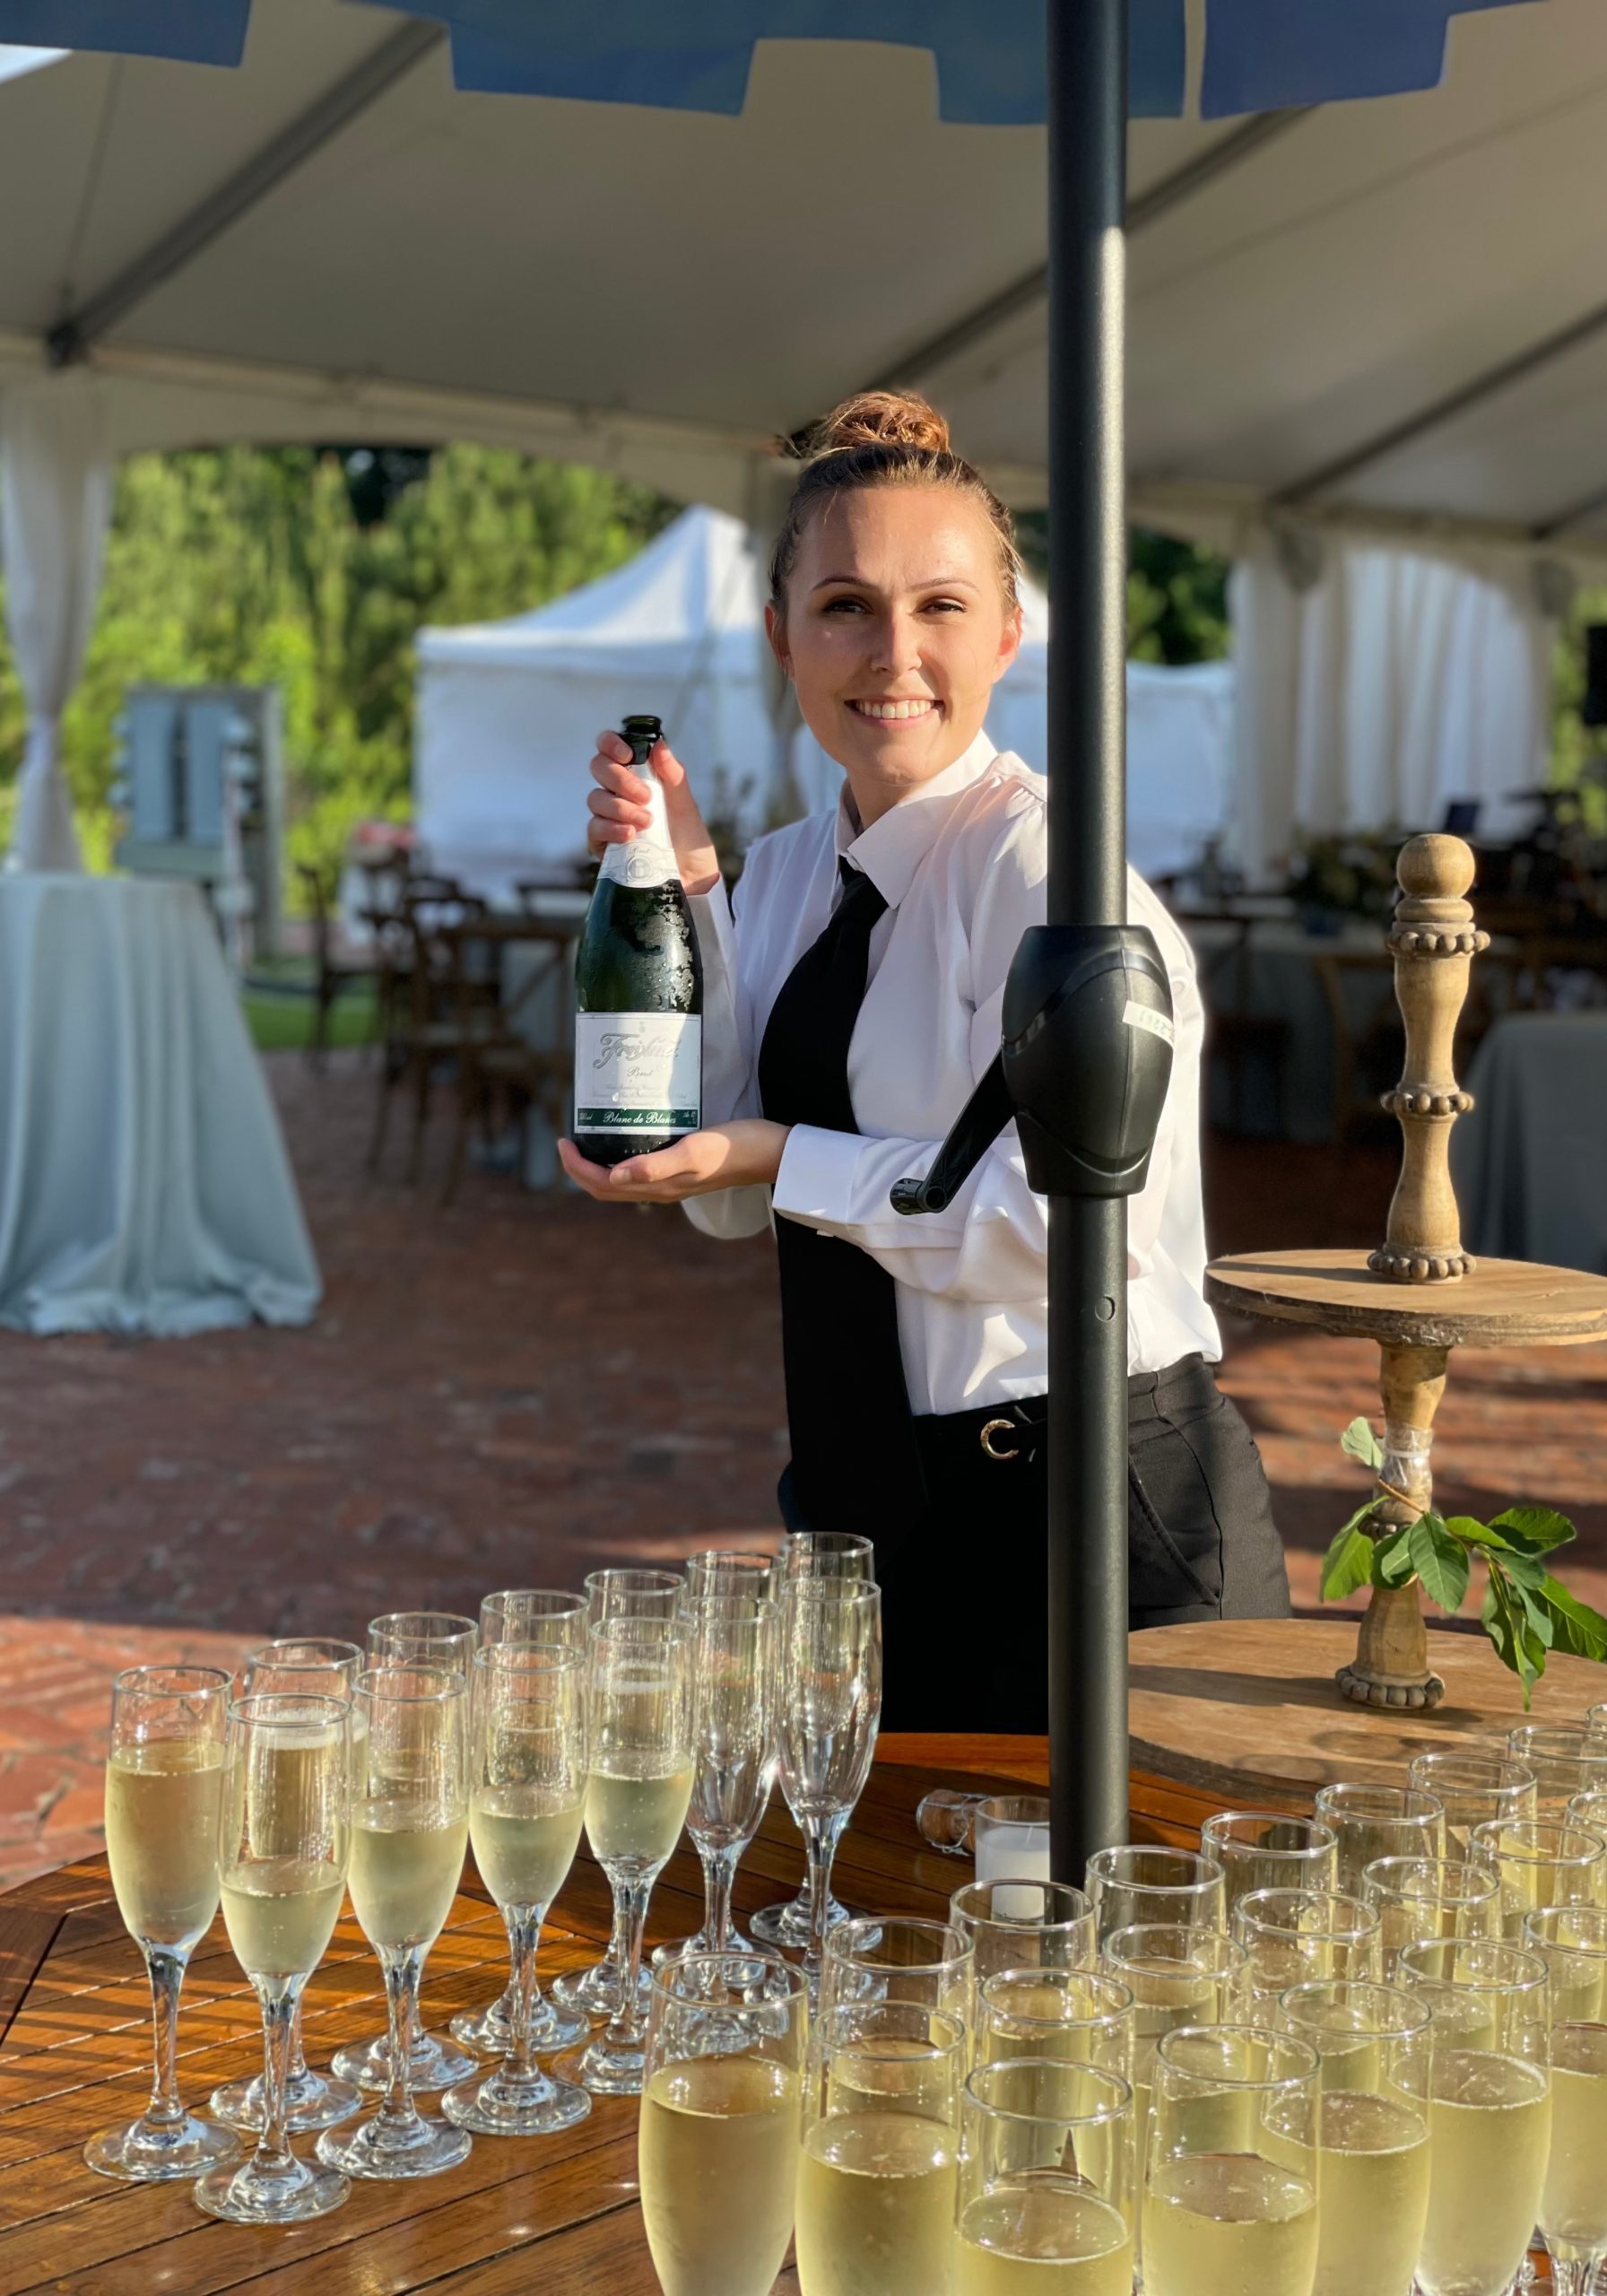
[574,715,704,1167]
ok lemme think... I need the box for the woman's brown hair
[768,389,1022,613]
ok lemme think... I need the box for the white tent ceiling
[0,0,1605,559]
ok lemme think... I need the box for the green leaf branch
[1320,1418,1607,1703]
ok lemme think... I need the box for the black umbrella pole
[1046,0,1131,1880]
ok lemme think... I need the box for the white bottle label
[574,1013,702,1135]
[597,761,678,890]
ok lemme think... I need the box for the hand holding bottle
[586,730,720,898]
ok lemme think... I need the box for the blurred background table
[1455,1009,1607,1274]
[0,874,319,1335]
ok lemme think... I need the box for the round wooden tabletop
[1129,1617,1603,1805]
[1205,1248,1607,1348]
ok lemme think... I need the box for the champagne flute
[368,1609,478,1673]
[1397,1935,1554,2296]
[1277,1979,1433,2296]
[1523,1905,1607,2296]
[209,1638,364,2137]
[976,1968,1135,2080]
[196,1692,352,2222]
[654,1593,778,1967]
[586,1567,683,1623]
[951,1879,1098,1985]
[1312,1780,1445,1895]
[958,2058,1136,2294]
[1232,1888,1382,2022]
[1505,1725,1607,1818]
[1567,1784,1607,1839]
[1086,1844,1227,1940]
[453,1590,588,2057]
[1142,2024,1320,2296]
[751,1530,874,1951]
[317,1665,473,2179]
[559,1615,694,2096]
[823,1915,977,2031]
[795,2001,966,2296]
[442,1643,590,2135]
[1587,1701,1607,1753]
[84,1665,238,2183]
[639,1951,807,2296]
[1099,1925,1247,2177]
[1467,1817,1606,1937]
[683,1550,777,1598]
[778,1579,882,1996]
[1359,1855,1500,1972]
[1198,1810,1338,1912]
[1407,1751,1538,1857]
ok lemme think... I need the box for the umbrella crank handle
[890,1057,1012,1216]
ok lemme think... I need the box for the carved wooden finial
[1368,833,1490,1284]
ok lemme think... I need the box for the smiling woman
[560,389,1291,1729]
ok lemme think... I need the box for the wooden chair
[1313,950,1403,1147]
[295,864,380,1069]
[367,881,499,1182]
[439,917,576,1205]
[1199,918,1293,1137]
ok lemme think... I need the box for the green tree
[1015,513,1232,665]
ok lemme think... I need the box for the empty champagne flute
[1312,1780,1445,1895]
[196,1692,352,2223]
[683,1549,776,1599]
[958,2057,1136,2295]
[1232,1888,1381,2022]
[1142,2024,1320,2296]
[560,1614,693,2095]
[1523,1905,1607,2296]
[751,1531,873,1951]
[1198,1810,1337,1912]
[823,1915,977,2032]
[85,1665,238,2183]
[1359,1854,1501,1971]
[951,1879,1098,1985]
[655,1592,778,1967]
[976,1968,1135,2081]
[1099,1925,1247,2172]
[318,1665,473,2179]
[795,2000,966,2296]
[478,1587,587,1648]
[1277,1979,1433,2296]
[1407,1750,1538,1857]
[210,1638,364,2137]
[586,1567,683,1624]
[1085,1844,1227,1940]
[368,1609,478,1674]
[1506,1724,1607,1818]
[441,1643,590,2135]
[1397,1935,1554,2296]
[638,1951,807,2296]
[1467,1816,1606,1937]
[777,1578,882,1996]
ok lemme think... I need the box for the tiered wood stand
[1205,835,1607,1709]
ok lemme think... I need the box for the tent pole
[1045,0,1131,1882]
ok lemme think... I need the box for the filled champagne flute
[1523,1905,1607,2296]
[1359,1854,1501,1972]
[1231,1888,1381,2023]
[957,2057,1136,2296]
[1277,1979,1433,2296]
[1142,2023,1320,2296]
[683,1550,776,1599]
[1198,1810,1337,1913]
[1587,1701,1607,1753]
[196,1692,352,2222]
[1407,1751,1538,1857]
[951,1880,1097,1986]
[452,1591,589,2057]
[1466,1816,1606,1938]
[822,1915,975,2035]
[441,1643,590,2136]
[559,1614,694,2096]
[84,1665,238,2183]
[777,1578,882,1995]
[368,1609,478,1674]
[1085,1844,1226,1941]
[209,1638,364,2137]
[317,1665,473,2180]
[1312,1780,1445,1896]
[586,1567,684,1624]
[1396,1935,1554,2296]
[751,1530,874,1951]
[639,1951,807,2296]
[654,1593,778,1968]
[1505,1725,1607,1819]
[795,2000,966,2296]
[1099,1925,1247,2172]
[976,1968,1135,2081]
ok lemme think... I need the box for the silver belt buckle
[979,1417,1020,1463]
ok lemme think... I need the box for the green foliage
[1339,1418,1385,1472]
[1013,517,1232,667]
[1551,584,1607,836]
[0,445,673,894]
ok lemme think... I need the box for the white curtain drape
[1,377,113,874]
[1229,533,1554,881]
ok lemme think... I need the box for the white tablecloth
[0,875,321,1335]
[1454,1011,1607,1274]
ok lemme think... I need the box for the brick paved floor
[0,1053,1603,1885]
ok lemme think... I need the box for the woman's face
[766,483,1023,813]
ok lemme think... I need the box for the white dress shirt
[684,729,1221,1414]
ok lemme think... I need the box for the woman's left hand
[558,1120,790,1203]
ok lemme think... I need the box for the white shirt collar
[833,728,998,909]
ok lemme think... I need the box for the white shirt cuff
[772,1123,868,1236]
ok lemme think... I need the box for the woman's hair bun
[793,389,951,461]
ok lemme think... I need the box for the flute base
[550,1959,652,2021]
[449,1988,586,2056]
[193,2152,349,2223]
[84,2110,239,2183]
[209,2065,361,2135]
[650,1924,778,1973]
[331,2027,476,2093]
[749,1892,861,1950]
[317,2108,473,2181]
[441,2063,591,2137]
[552,2031,647,2097]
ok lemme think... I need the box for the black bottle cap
[621,713,664,740]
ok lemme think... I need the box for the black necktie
[758,859,925,1539]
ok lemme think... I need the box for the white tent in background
[421,507,1238,898]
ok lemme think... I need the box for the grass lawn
[242,966,379,1054]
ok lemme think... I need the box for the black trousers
[780,1353,1290,1733]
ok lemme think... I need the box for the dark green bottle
[573,714,704,1166]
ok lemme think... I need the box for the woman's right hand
[586,730,721,897]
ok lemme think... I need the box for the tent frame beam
[48,21,445,368]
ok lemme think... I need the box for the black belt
[913,1355,1215,1471]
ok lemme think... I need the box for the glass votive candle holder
[973,1796,1051,1888]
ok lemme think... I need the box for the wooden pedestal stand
[1205,835,1607,1710]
